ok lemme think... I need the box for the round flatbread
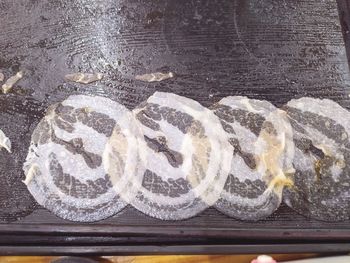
[212,96,294,220]
[23,95,134,222]
[108,92,232,220]
[283,97,350,221]
[103,107,143,207]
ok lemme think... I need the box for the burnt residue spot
[145,10,163,28]
[144,135,183,168]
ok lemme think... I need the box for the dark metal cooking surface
[0,0,350,254]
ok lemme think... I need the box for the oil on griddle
[0,0,350,224]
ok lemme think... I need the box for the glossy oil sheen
[0,0,350,254]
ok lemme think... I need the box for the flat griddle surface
[1,0,350,255]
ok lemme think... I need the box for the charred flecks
[144,135,183,168]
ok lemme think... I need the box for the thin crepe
[283,97,350,221]
[107,92,232,220]
[212,96,294,220]
[23,95,134,222]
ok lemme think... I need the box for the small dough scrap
[0,129,11,153]
[135,72,174,82]
[65,73,103,84]
[22,164,39,185]
[1,71,23,93]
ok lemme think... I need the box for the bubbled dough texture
[24,95,131,222]
[213,96,294,220]
[283,97,350,221]
[129,92,231,220]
